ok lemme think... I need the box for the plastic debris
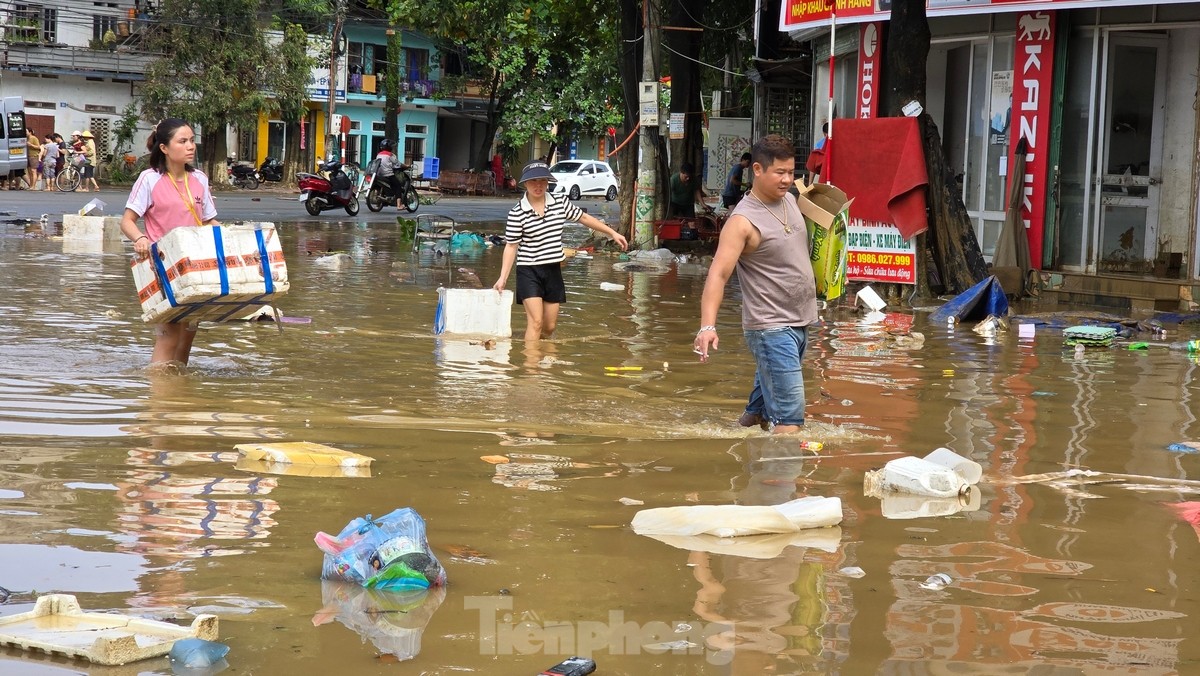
[235,441,374,468]
[919,573,953,591]
[838,566,866,578]
[605,366,642,371]
[631,496,843,538]
[0,594,218,666]
[317,509,447,591]
[539,656,596,675]
[1064,325,1116,347]
[168,638,230,669]
[864,448,982,499]
[856,285,887,312]
[599,282,625,291]
[1166,442,1200,454]
[312,581,446,662]
[618,497,645,506]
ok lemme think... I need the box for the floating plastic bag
[316,508,447,591]
[450,232,487,249]
[168,637,229,669]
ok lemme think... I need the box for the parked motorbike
[298,160,359,216]
[359,158,419,213]
[226,157,259,190]
[257,156,284,184]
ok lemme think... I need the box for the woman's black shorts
[515,262,566,305]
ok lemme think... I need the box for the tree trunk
[385,28,401,149]
[472,69,504,170]
[667,0,704,180]
[885,0,987,296]
[614,0,642,238]
[284,121,302,183]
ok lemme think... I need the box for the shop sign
[846,218,917,285]
[779,0,1191,32]
[1010,10,1055,269]
[856,23,882,119]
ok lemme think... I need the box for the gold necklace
[750,191,791,234]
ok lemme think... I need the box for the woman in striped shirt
[492,161,628,342]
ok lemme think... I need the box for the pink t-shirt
[125,169,218,242]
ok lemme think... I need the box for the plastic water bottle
[1169,340,1200,353]
[922,447,982,484]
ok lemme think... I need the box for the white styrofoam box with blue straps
[434,288,513,337]
[131,223,289,324]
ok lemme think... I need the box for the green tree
[140,0,276,177]
[377,0,619,171]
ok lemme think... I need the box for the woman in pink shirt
[119,118,220,367]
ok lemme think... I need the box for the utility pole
[328,0,347,161]
[634,0,659,249]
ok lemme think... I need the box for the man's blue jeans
[742,326,809,427]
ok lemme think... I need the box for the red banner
[780,0,1190,32]
[1010,10,1055,269]
[856,23,883,119]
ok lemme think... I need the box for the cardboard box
[795,180,853,302]
[131,223,289,324]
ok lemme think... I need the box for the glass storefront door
[1093,33,1166,274]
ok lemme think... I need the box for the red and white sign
[1010,10,1055,269]
[780,0,1190,32]
[846,218,918,285]
[856,23,883,119]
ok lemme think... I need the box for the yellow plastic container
[234,441,374,467]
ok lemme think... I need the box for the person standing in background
[40,134,59,192]
[25,130,41,190]
[81,130,101,192]
[669,162,711,218]
[721,152,752,209]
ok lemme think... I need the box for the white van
[0,97,28,182]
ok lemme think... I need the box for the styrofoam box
[62,214,123,241]
[131,223,289,324]
[434,288,513,337]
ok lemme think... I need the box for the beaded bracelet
[697,325,717,334]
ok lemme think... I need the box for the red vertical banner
[1010,10,1056,269]
[857,22,883,119]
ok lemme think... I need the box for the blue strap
[434,293,446,334]
[212,226,229,296]
[255,228,274,294]
[150,241,178,308]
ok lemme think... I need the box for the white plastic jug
[871,456,969,498]
[922,447,983,484]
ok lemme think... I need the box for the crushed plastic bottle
[799,441,823,452]
[168,638,230,668]
[1169,340,1200,353]
[919,573,952,591]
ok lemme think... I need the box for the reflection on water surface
[0,220,1198,674]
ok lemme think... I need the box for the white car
[549,160,619,201]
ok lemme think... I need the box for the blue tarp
[930,275,1010,324]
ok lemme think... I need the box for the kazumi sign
[1010,10,1055,268]
[780,0,1190,32]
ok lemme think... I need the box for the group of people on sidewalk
[4,129,101,192]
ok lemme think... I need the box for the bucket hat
[518,161,556,185]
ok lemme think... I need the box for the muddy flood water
[1,217,1199,675]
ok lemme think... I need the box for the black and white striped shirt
[505,193,584,266]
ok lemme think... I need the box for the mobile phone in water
[539,656,597,676]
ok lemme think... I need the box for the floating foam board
[234,457,372,478]
[1063,325,1116,347]
[0,594,218,666]
[131,223,289,324]
[234,441,374,467]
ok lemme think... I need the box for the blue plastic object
[316,508,447,591]
[930,275,1010,324]
[424,157,440,180]
[168,638,230,668]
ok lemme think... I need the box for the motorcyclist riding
[375,140,409,209]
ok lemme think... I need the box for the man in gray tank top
[694,135,818,434]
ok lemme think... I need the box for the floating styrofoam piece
[62,214,122,241]
[433,288,513,337]
[234,457,372,478]
[631,496,843,538]
[856,285,887,312]
[0,594,218,666]
[234,441,374,467]
[131,222,289,324]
